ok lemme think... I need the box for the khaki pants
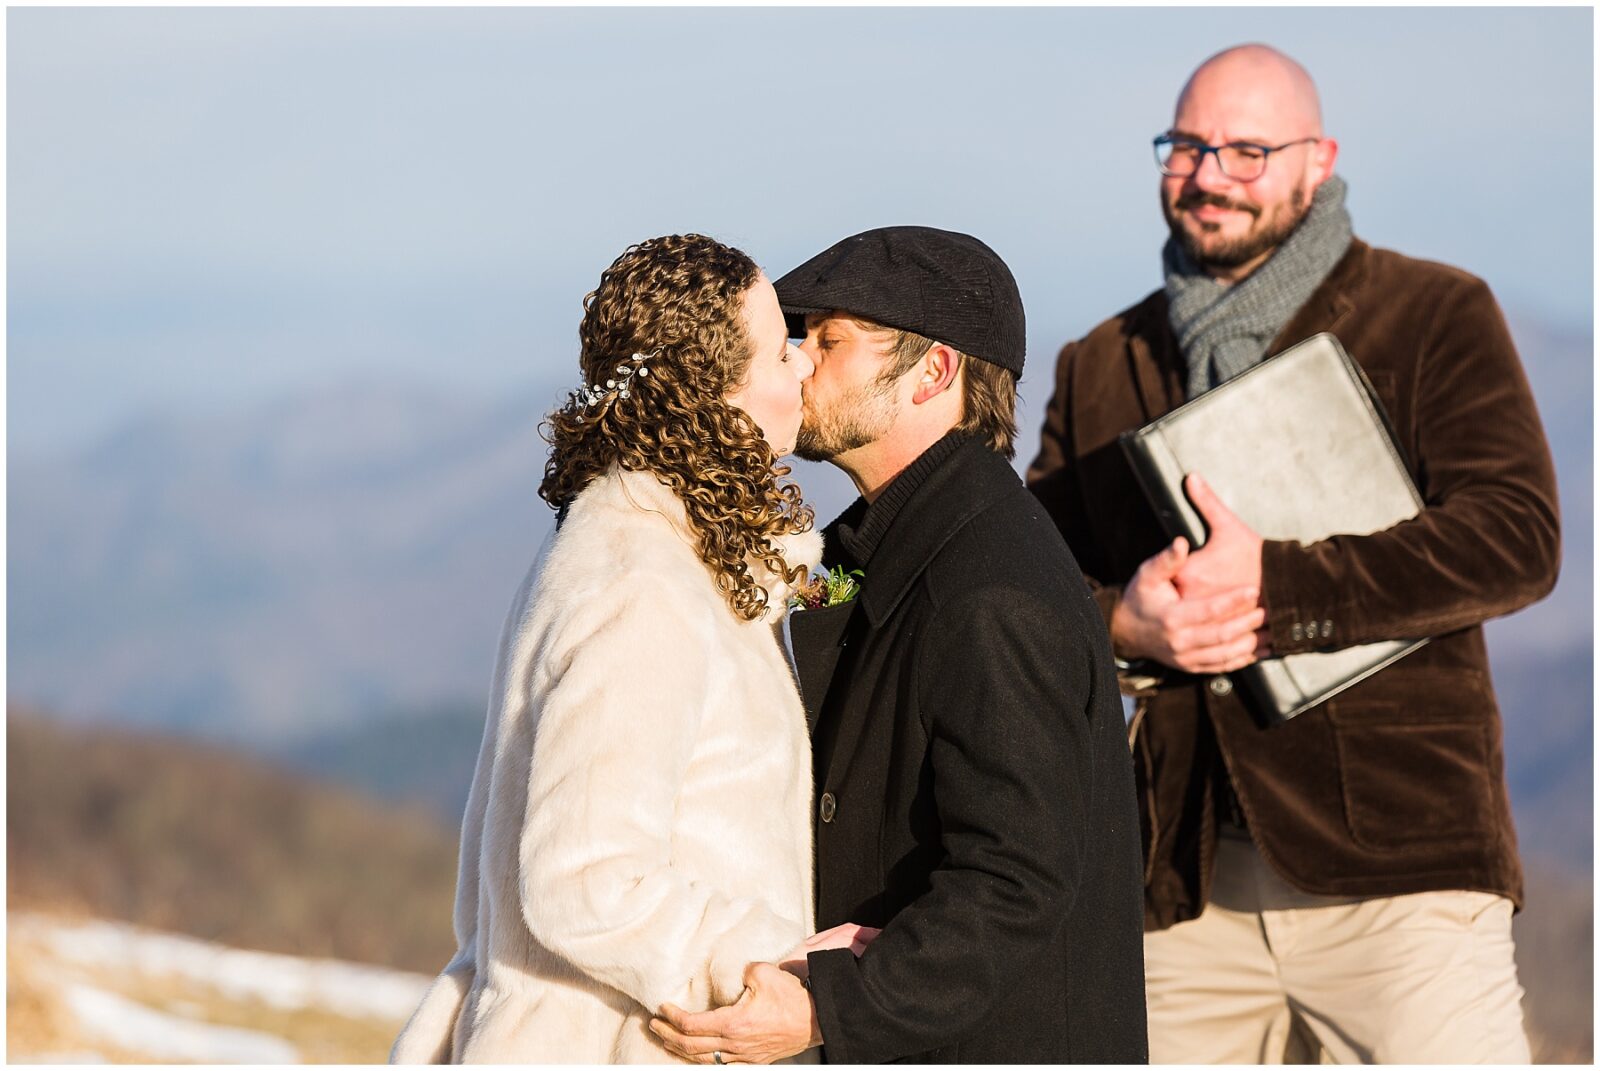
[1144,831,1531,1064]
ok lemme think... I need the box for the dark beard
[1165,186,1308,269]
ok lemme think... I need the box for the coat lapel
[812,442,1021,790]
[1127,300,1185,417]
[808,620,874,795]
[1265,240,1366,356]
[855,444,1018,630]
[789,599,861,733]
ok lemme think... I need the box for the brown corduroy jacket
[1025,239,1560,931]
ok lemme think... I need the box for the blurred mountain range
[10,379,562,743]
[9,314,1593,864]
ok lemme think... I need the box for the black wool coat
[791,436,1148,1064]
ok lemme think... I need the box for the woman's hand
[777,922,881,980]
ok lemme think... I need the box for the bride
[391,234,869,1064]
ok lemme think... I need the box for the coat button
[1209,676,1233,697]
[1322,620,1333,636]
[819,792,836,823]
[1290,622,1305,641]
[1305,621,1320,640]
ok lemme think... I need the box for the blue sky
[8,6,1593,453]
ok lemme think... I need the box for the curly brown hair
[539,234,814,622]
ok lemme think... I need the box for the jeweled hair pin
[581,350,656,408]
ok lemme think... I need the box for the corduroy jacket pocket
[1329,693,1494,851]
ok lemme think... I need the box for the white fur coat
[391,466,822,1064]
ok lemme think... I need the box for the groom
[651,227,1147,1063]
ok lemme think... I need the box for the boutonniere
[789,565,865,611]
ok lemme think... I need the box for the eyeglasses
[1153,133,1319,182]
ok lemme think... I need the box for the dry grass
[7,935,150,1063]
[7,942,75,1058]
[8,710,459,972]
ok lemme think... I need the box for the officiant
[1025,42,1558,1064]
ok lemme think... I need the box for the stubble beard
[1165,185,1309,270]
[793,377,899,463]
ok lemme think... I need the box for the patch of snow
[62,982,299,1063]
[12,914,430,1022]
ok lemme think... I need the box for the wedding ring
[713,1052,724,1065]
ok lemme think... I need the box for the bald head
[1159,43,1338,282]
[1176,44,1323,141]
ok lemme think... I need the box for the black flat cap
[773,226,1025,375]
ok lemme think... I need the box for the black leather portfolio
[1119,332,1429,723]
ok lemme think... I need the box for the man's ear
[910,344,962,405]
[1311,137,1339,185]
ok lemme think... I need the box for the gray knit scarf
[1165,175,1353,399]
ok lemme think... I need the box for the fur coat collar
[600,466,823,624]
